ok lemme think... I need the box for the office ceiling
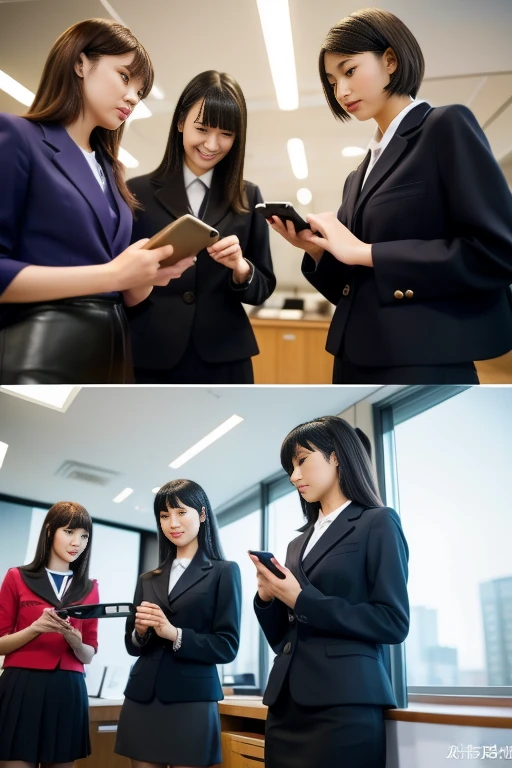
[0,384,386,529]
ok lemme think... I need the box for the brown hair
[25,18,154,212]
[319,7,425,122]
[151,71,248,214]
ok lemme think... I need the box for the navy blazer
[127,168,276,368]
[255,504,409,708]
[303,103,512,367]
[123,549,241,704]
[0,113,132,328]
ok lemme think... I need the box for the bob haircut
[21,501,94,603]
[151,71,248,214]
[25,18,154,212]
[280,415,383,525]
[153,479,225,566]
[319,7,425,122]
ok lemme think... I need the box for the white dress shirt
[183,165,214,217]
[302,499,353,559]
[361,99,427,188]
[168,557,192,593]
[80,147,107,192]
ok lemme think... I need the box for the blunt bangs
[195,88,241,135]
[154,479,209,517]
[280,421,333,476]
[49,501,92,534]
[125,43,154,99]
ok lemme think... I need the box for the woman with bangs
[0,501,99,767]
[115,479,241,768]
[267,8,512,384]
[0,18,195,384]
[251,416,409,768]
[127,70,276,384]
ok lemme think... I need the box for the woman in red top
[0,501,99,768]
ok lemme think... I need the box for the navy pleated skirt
[0,667,90,762]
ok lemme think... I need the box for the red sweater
[0,567,99,672]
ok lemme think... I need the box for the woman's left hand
[207,236,251,283]
[248,554,302,609]
[304,212,373,267]
[135,601,178,642]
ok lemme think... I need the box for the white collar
[171,557,192,570]
[315,499,352,530]
[367,99,428,155]
[183,165,214,191]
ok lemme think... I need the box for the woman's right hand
[109,239,196,290]
[268,216,324,262]
[31,608,69,634]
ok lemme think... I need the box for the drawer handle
[98,725,118,733]
[282,334,296,341]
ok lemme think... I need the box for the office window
[375,386,512,694]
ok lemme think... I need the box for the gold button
[405,289,414,299]
[342,284,350,296]
[394,290,404,300]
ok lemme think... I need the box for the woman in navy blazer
[268,8,512,384]
[115,479,241,768]
[0,501,98,766]
[0,18,194,384]
[251,416,409,768]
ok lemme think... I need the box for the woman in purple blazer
[0,18,194,383]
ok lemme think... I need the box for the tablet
[144,214,220,267]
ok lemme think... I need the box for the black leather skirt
[0,296,134,384]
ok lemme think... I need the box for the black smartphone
[56,602,135,619]
[255,202,311,232]
[249,550,286,579]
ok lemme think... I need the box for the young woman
[267,7,512,384]
[0,18,195,384]
[251,416,409,768]
[0,501,98,768]
[115,479,241,768]
[127,70,276,384]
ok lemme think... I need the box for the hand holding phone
[144,214,220,267]
[249,550,286,579]
[255,202,311,232]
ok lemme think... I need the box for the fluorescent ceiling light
[118,147,139,168]
[99,0,125,24]
[256,0,298,111]
[126,101,152,124]
[297,187,312,205]
[0,385,80,412]
[0,70,34,107]
[113,487,134,503]
[287,138,308,179]
[342,146,366,157]
[0,441,8,470]
[170,415,244,469]
[150,84,165,100]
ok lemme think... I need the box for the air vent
[54,461,121,486]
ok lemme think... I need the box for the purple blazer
[0,113,132,327]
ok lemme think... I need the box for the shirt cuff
[230,259,255,289]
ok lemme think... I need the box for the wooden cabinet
[250,318,333,384]
[74,703,129,768]
[224,733,264,767]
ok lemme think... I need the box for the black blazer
[127,169,276,369]
[255,504,409,708]
[303,103,512,367]
[123,549,241,704]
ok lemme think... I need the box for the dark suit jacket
[123,549,241,704]
[303,103,512,366]
[0,113,132,329]
[127,169,276,368]
[255,504,409,708]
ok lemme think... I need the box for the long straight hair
[280,416,383,525]
[21,501,94,603]
[152,71,248,214]
[153,479,225,567]
[25,18,154,212]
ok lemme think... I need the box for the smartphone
[255,202,311,232]
[144,214,220,267]
[249,550,286,579]
[56,602,135,619]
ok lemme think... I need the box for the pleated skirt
[0,667,90,762]
[115,696,221,767]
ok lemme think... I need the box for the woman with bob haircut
[127,70,276,384]
[251,416,409,768]
[115,479,242,768]
[0,18,195,384]
[0,501,99,767]
[267,7,512,384]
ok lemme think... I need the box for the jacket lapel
[202,166,231,228]
[19,567,62,608]
[302,502,364,575]
[342,152,370,228]
[168,549,213,605]
[153,168,192,221]
[40,122,116,256]
[286,528,314,588]
[148,558,173,608]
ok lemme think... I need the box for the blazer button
[405,289,414,299]
[394,290,404,300]
[182,291,195,304]
[342,284,350,296]
[283,641,292,654]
